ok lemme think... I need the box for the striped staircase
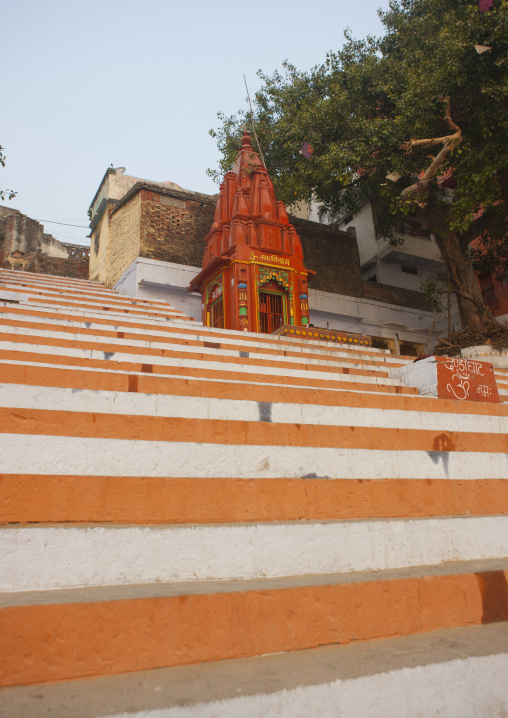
[1,268,507,717]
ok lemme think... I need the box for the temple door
[259,280,286,333]
[211,297,225,328]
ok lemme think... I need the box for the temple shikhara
[188,131,314,332]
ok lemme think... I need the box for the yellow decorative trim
[249,252,290,267]
[229,258,296,273]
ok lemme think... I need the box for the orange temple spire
[188,131,314,332]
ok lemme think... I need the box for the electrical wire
[35,219,89,228]
[52,231,90,244]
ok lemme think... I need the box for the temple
[188,131,314,332]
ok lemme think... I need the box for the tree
[0,145,17,202]
[209,0,508,331]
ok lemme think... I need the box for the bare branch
[439,95,460,133]
[400,97,462,201]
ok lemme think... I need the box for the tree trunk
[428,214,497,331]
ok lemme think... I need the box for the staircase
[1,269,507,717]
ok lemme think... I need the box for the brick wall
[363,280,433,312]
[1,211,75,260]
[89,205,115,284]
[1,213,43,256]
[291,217,364,297]
[138,186,215,268]
[1,253,89,279]
[1,209,90,280]
[108,193,142,287]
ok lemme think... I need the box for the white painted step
[2,516,508,591]
[1,384,506,432]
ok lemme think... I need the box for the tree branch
[400,97,462,201]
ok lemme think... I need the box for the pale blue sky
[1,0,391,245]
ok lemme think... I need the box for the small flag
[474,44,492,53]
[300,142,314,159]
[386,171,402,182]
[478,0,493,12]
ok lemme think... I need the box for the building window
[401,265,418,275]
[395,220,430,239]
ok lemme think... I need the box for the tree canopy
[209,0,508,330]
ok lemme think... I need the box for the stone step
[0,269,106,290]
[2,622,507,718]
[2,292,193,322]
[1,406,505,480]
[0,275,194,310]
[0,311,406,368]
[0,363,419,420]
[1,560,507,688]
[0,355,414,396]
[0,302,396,361]
[0,325,406,374]
[0,270,195,314]
[2,382,504,430]
[3,475,507,526]
[1,268,506,701]
[1,379,506,526]
[2,519,508,592]
[0,346,409,391]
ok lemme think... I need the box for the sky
[1,0,392,246]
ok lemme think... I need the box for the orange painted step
[0,350,413,395]
[3,407,503,453]
[0,269,104,289]
[0,274,194,312]
[0,304,395,361]
[0,364,423,407]
[0,332,391,380]
[2,561,507,687]
[10,364,508,415]
[2,475,507,525]
[0,316,406,370]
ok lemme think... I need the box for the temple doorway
[259,282,286,333]
[211,297,224,328]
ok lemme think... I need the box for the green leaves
[0,145,17,202]
[209,0,507,246]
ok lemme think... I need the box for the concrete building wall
[308,287,443,354]
[89,170,141,221]
[337,200,445,291]
[372,259,431,290]
[114,257,202,321]
[339,202,377,267]
[363,281,432,313]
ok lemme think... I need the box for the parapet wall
[0,211,69,258]
[363,278,433,312]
